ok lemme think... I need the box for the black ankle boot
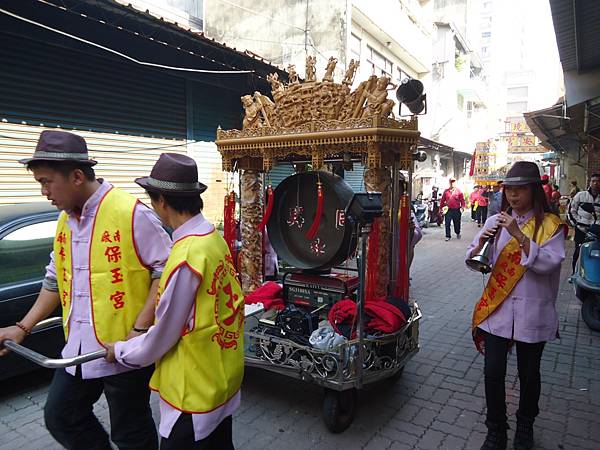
[480,421,508,450]
[513,420,534,450]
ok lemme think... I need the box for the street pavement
[1,216,599,449]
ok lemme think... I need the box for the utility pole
[304,0,309,58]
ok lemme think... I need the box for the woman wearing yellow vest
[0,130,171,450]
[105,153,244,450]
[467,161,566,450]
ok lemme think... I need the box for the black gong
[267,171,357,271]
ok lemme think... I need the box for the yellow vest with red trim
[149,231,244,413]
[54,188,151,343]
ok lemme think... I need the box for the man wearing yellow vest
[0,130,171,450]
[104,153,244,450]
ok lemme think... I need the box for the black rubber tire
[582,299,600,331]
[322,388,357,433]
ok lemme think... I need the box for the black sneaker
[513,421,534,450]
[480,430,507,450]
[481,424,508,450]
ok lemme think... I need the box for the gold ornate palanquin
[218,115,419,172]
[217,66,420,294]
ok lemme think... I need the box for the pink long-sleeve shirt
[114,213,240,441]
[466,210,565,343]
[44,180,171,379]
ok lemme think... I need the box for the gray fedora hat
[136,153,207,195]
[503,161,542,186]
[19,130,97,166]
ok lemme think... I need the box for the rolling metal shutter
[0,123,232,225]
[0,122,186,202]
[0,32,187,139]
[269,163,295,187]
[187,141,238,225]
[190,83,243,141]
[344,163,367,192]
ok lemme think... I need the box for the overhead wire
[0,6,255,75]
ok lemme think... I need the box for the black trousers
[471,205,477,220]
[477,205,488,225]
[44,366,158,450]
[483,332,545,425]
[572,227,587,273]
[160,415,234,450]
[445,208,462,238]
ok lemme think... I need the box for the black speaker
[396,78,427,115]
[345,192,383,225]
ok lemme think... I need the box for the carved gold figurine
[287,64,299,84]
[362,76,397,119]
[342,59,360,86]
[322,56,338,82]
[305,55,317,82]
[267,72,284,96]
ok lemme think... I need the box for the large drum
[267,171,357,271]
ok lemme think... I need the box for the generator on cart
[217,60,426,432]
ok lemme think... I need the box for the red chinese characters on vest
[101,229,126,309]
[207,258,243,350]
[56,232,69,305]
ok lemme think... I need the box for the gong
[267,171,357,271]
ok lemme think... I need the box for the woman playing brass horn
[466,161,566,450]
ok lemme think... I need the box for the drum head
[267,171,357,270]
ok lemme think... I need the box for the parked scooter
[428,198,443,226]
[572,203,600,331]
[412,199,429,229]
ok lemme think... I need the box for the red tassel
[365,217,380,302]
[258,185,274,232]
[305,182,324,240]
[224,191,237,266]
[223,193,231,245]
[393,194,410,300]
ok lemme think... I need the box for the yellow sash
[472,213,563,331]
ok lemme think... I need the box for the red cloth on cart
[245,281,285,310]
[328,298,407,337]
[366,301,406,333]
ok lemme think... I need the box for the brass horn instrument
[466,230,497,274]
[466,208,509,274]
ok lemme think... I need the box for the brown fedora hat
[19,130,97,166]
[136,153,207,195]
[503,161,542,186]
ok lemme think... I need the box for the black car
[0,203,63,380]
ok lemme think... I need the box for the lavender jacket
[466,210,565,343]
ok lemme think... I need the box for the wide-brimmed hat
[19,130,97,166]
[136,153,207,195]
[503,161,542,186]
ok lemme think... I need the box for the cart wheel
[322,388,357,433]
